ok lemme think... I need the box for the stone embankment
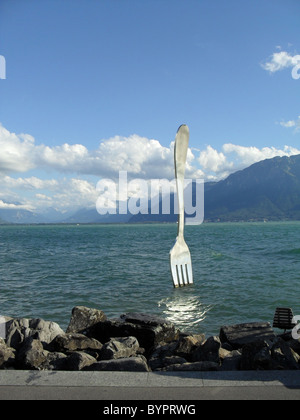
[0,306,299,372]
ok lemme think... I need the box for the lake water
[0,222,299,337]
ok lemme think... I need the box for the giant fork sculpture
[169,125,194,288]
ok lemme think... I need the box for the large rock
[240,340,273,370]
[271,338,300,370]
[0,338,16,369]
[148,341,179,370]
[219,349,242,371]
[220,322,276,350]
[16,337,48,370]
[150,356,187,371]
[191,336,221,364]
[287,337,300,357]
[16,336,69,370]
[86,313,178,355]
[174,334,205,360]
[99,336,140,360]
[85,356,149,372]
[51,333,103,353]
[5,318,64,350]
[240,337,300,371]
[66,351,97,371]
[40,352,69,371]
[66,306,107,334]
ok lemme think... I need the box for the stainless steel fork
[169,124,193,288]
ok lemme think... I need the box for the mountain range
[2,154,300,224]
[204,154,300,222]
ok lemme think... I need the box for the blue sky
[0,0,300,213]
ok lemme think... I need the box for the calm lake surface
[0,222,299,336]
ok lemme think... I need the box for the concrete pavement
[0,370,300,400]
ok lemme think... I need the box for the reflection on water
[158,287,212,333]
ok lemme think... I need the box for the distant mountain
[0,207,74,224]
[0,208,47,224]
[204,154,300,221]
[130,154,300,223]
[61,207,131,224]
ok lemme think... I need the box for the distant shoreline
[1,219,300,227]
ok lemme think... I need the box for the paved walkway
[0,370,299,400]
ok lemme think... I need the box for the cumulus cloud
[262,50,300,73]
[198,146,234,179]
[0,124,37,173]
[38,143,89,172]
[0,200,34,211]
[222,143,300,170]
[279,116,300,132]
[0,175,99,213]
[196,143,300,181]
[93,135,174,179]
[0,124,202,180]
[1,122,300,213]
[280,120,296,128]
[1,175,58,190]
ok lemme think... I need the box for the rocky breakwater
[0,306,300,372]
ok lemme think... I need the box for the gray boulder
[192,336,221,364]
[148,341,179,370]
[240,337,300,370]
[86,313,178,355]
[271,338,300,370]
[5,318,64,350]
[240,340,273,370]
[99,336,140,360]
[174,334,205,360]
[16,336,69,370]
[40,352,69,371]
[151,356,187,371]
[51,333,103,353]
[219,348,242,371]
[220,322,276,350]
[287,337,300,357]
[66,351,97,371]
[16,337,48,370]
[66,306,107,333]
[0,338,16,369]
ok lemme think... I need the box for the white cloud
[194,143,300,182]
[0,124,37,173]
[39,143,89,172]
[1,122,300,213]
[196,143,300,181]
[262,50,300,73]
[0,199,34,211]
[222,143,300,170]
[1,175,58,190]
[280,120,296,128]
[51,178,98,210]
[94,135,174,179]
[198,145,233,176]
[279,116,300,132]
[0,175,99,213]
[0,124,202,180]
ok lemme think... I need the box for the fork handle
[174,124,189,238]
